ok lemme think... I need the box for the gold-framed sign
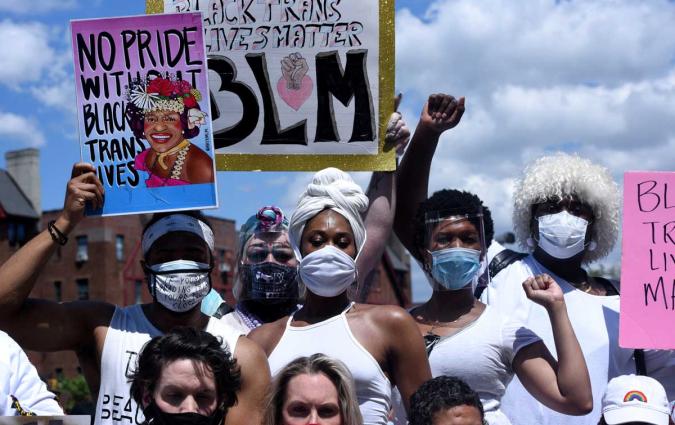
[147,0,395,171]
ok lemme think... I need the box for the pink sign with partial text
[619,171,675,349]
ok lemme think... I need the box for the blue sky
[2,0,675,302]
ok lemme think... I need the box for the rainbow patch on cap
[623,390,647,403]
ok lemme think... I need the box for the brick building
[0,148,411,380]
[25,211,237,378]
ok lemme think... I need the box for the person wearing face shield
[249,167,432,425]
[204,206,300,334]
[389,189,592,425]
[0,163,270,425]
[480,153,675,425]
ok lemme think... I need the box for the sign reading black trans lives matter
[147,0,395,171]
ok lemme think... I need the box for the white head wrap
[142,214,215,255]
[289,168,369,259]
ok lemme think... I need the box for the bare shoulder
[186,146,214,183]
[247,316,288,356]
[233,335,269,367]
[353,303,415,330]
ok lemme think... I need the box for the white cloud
[30,80,77,114]
[389,0,675,297]
[0,19,75,117]
[393,0,675,231]
[0,0,77,14]
[0,111,46,147]
[396,0,675,97]
[0,20,57,85]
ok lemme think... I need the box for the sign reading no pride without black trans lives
[71,12,218,216]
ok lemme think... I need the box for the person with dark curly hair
[409,376,486,425]
[391,94,592,424]
[129,327,241,425]
[126,76,214,187]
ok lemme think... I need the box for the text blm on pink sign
[619,171,675,349]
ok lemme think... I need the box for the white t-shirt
[482,255,675,425]
[392,305,540,425]
[0,331,63,416]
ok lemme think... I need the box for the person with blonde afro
[481,153,675,425]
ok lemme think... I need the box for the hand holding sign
[61,163,105,229]
[385,94,411,156]
[419,93,466,135]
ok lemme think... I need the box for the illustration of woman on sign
[126,76,214,187]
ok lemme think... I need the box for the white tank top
[268,303,392,425]
[94,305,241,425]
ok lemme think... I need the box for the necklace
[417,303,474,336]
[169,142,190,179]
[419,304,475,356]
[149,140,191,182]
[156,139,190,170]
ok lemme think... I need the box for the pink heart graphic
[277,75,313,111]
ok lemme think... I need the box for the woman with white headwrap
[481,153,675,425]
[249,168,431,425]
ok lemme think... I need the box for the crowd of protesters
[0,96,672,425]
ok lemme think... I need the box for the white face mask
[299,245,357,297]
[148,260,212,312]
[536,211,589,259]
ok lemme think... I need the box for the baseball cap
[601,375,669,425]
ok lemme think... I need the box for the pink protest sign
[619,171,675,349]
[70,13,217,216]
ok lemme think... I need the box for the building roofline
[40,208,235,224]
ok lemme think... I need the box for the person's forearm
[548,302,592,408]
[358,171,395,282]
[394,126,441,254]
[0,215,73,317]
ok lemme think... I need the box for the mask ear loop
[143,265,157,298]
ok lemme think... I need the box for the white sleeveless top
[268,303,392,425]
[94,305,241,425]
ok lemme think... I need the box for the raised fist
[281,53,309,90]
[419,93,465,135]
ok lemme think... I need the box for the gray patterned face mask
[147,260,212,312]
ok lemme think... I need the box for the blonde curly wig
[512,153,620,263]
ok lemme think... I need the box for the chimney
[5,148,41,215]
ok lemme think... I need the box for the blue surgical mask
[430,247,481,291]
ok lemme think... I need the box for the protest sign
[71,13,218,216]
[619,171,675,349]
[146,0,396,171]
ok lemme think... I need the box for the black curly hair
[125,78,202,142]
[129,327,241,411]
[413,189,494,260]
[409,376,485,425]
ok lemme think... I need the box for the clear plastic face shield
[424,209,489,293]
[237,208,300,304]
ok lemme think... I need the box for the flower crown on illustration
[128,76,202,114]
